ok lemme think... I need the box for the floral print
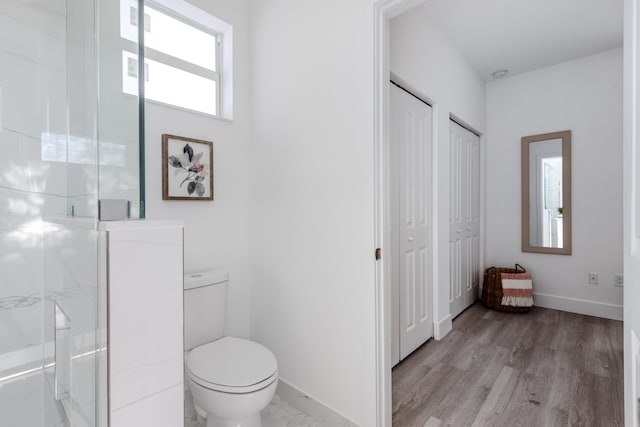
[168,143,208,197]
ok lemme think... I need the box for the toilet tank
[184,270,228,351]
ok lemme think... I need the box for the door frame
[372,1,487,425]
[624,0,640,424]
[374,1,637,426]
[372,1,428,426]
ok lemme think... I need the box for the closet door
[391,84,434,365]
[449,120,480,319]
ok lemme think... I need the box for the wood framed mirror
[522,130,572,255]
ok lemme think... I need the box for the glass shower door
[0,0,143,424]
[0,0,101,425]
[0,0,74,425]
[46,0,103,426]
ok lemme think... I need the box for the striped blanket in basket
[500,272,533,307]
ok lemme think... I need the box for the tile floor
[184,390,321,427]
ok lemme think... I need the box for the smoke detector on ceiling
[492,69,509,79]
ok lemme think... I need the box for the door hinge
[375,248,382,260]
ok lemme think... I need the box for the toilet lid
[188,337,278,390]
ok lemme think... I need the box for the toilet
[184,270,278,427]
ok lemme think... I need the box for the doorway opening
[373,0,625,425]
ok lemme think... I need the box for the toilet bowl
[184,271,278,427]
[187,337,278,427]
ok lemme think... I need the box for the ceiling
[404,0,624,81]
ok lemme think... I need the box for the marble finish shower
[0,0,144,425]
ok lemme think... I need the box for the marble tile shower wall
[0,0,69,376]
[0,2,104,426]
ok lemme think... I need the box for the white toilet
[184,270,278,427]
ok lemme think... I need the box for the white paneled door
[390,83,434,366]
[449,120,481,319]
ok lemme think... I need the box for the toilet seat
[188,336,278,394]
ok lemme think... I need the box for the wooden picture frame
[162,134,214,201]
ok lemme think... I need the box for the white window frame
[122,0,233,120]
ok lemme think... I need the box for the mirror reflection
[528,138,562,247]
[522,130,571,255]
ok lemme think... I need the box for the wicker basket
[481,264,531,313]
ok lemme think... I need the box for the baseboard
[276,379,358,427]
[434,314,453,340]
[533,292,623,321]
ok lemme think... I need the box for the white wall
[144,0,252,338]
[390,11,487,334]
[249,0,375,424]
[486,48,624,319]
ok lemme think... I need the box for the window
[120,0,233,118]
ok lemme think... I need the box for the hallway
[392,304,623,426]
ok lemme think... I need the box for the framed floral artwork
[162,134,214,200]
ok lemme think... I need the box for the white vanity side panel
[107,223,184,419]
[110,384,183,426]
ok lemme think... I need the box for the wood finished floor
[392,303,623,427]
